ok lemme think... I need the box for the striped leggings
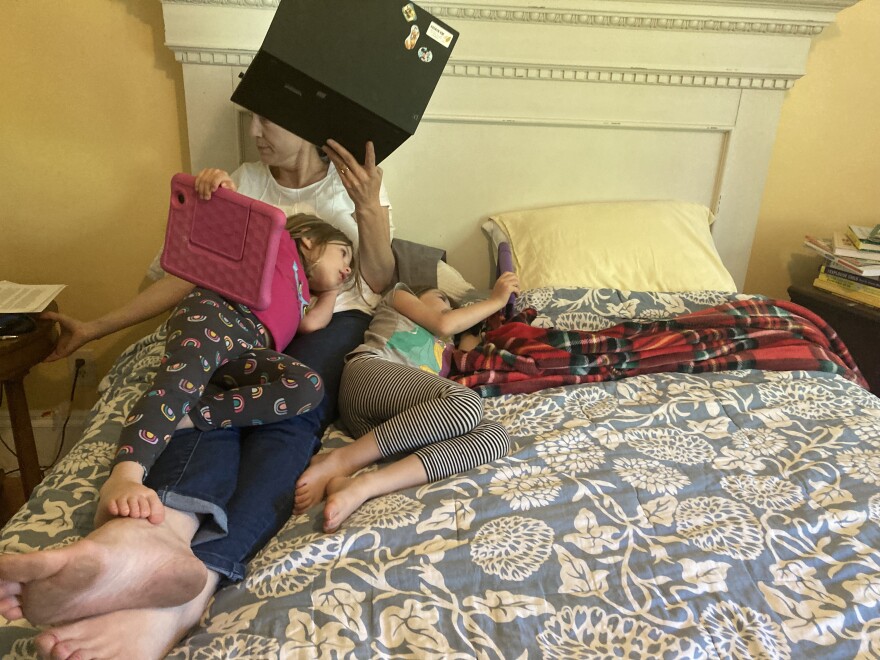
[339,355,510,482]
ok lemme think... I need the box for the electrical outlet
[69,349,99,388]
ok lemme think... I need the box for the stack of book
[803,224,880,309]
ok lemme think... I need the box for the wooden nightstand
[0,311,57,499]
[788,282,880,397]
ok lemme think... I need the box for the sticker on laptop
[418,47,433,63]
[404,24,420,50]
[426,21,454,48]
[401,3,416,22]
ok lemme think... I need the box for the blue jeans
[145,310,371,581]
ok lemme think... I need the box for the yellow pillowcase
[488,200,736,292]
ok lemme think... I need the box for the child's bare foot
[95,462,164,527]
[323,475,373,532]
[0,516,207,626]
[294,451,347,513]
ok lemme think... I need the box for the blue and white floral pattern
[1,288,879,659]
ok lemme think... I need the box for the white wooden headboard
[161,0,857,291]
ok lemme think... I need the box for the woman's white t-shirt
[149,162,393,315]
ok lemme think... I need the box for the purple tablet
[161,173,287,310]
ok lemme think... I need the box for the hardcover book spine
[813,277,880,308]
[814,273,880,306]
[821,265,880,290]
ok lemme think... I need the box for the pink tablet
[161,173,287,310]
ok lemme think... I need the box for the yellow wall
[2,1,188,412]
[2,0,876,415]
[745,0,880,298]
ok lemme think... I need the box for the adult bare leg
[34,570,220,660]
[0,509,206,626]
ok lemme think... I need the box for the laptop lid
[231,0,458,163]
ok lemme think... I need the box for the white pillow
[437,260,476,303]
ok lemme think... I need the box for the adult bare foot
[0,516,207,626]
[0,579,23,620]
[323,475,373,532]
[34,571,218,660]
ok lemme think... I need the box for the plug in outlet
[69,349,99,388]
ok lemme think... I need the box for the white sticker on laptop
[426,21,453,48]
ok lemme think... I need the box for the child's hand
[40,311,97,362]
[491,271,520,303]
[194,168,236,200]
[96,463,164,526]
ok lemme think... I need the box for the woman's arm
[322,140,394,294]
[392,272,520,338]
[41,275,195,361]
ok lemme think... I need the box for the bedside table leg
[3,379,43,500]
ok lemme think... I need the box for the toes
[0,580,22,597]
[0,593,23,619]
[34,630,60,659]
[147,501,166,525]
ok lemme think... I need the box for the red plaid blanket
[450,298,869,397]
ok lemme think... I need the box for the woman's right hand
[40,311,97,362]
[194,168,236,200]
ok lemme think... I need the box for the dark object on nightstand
[788,283,880,396]
[0,314,37,337]
[0,308,57,499]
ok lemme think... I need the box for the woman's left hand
[322,139,383,210]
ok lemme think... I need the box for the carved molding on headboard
[170,48,798,89]
[163,0,857,91]
[162,0,856,38]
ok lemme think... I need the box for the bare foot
[0,579,23,620]
[294,451,343,513]
[94,462,164,527]
[34,571,218,660]
[323,475,373,532]
[0,517,207,626]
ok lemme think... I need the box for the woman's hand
[194,168,236,200]
[40,311,98,362]
[322,140,383,211]
[322,139,394,293]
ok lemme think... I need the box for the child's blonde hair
[286,213,358,291]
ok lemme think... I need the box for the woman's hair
[285,213,358,291]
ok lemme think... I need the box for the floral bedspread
[1,288,879,659]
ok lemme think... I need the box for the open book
[0,281,65,313]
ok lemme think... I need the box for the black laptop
[231,0,459,163]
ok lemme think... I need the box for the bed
[2,198,879,658]
[5,0,877,657]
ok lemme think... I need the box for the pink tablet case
[161,173,287,310]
